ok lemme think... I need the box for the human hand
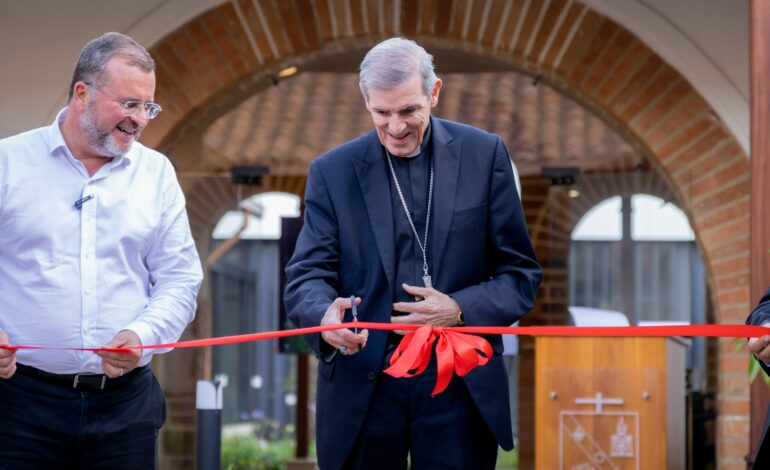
[96,330,142,378]
[320,297,368,356]
[749,323,770,363]
[390,283,461,333]
[0,331,17,379]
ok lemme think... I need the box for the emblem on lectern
[559,392,640,469]
[572,423,586,442]
[610,417,634,458]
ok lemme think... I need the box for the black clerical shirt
[387,125,434,305]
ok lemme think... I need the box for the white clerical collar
[402,123,432,159]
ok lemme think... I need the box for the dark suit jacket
[285,117,543,470]
[748,288,770,467]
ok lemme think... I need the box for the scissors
[350,295,359,334]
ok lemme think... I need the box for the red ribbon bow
[383,325,493,396]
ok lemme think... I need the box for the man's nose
[389,116,407,134]
[131,107,150,127]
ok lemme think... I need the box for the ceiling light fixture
[277,66,298,79]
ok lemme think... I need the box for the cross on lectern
[574,392,624,414]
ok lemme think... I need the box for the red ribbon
[3,322,769,395]
[383,326,493,396]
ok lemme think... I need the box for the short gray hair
[359,37,437,100]
[67,32,155,101]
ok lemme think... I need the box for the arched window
[572,194,694,241]
[569,193,707,392]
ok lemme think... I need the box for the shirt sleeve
[126,162,203,355]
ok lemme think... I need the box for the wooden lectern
[535,336,688,470]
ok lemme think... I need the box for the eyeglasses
[84,82,163,120]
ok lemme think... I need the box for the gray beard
[79,105,133,158]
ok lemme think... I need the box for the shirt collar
[47,108,70,157]
[402,122,432,159]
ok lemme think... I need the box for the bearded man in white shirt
[0,32,202,468]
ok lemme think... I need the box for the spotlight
[541,166,580,186]
[231,166,269,186]
[277,66,298,79]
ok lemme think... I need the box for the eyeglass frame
[83,82,163,120]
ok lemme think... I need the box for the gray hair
[67,32,155,101]
[359,37,437,100]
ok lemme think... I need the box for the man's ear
[71,81,90,108]
[430,78,442,107]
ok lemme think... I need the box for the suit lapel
[353,134,396,292]
[430,118,460,283]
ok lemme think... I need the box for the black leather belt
[387,331,406,345]
[16,363,142,391]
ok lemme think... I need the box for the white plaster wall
[0,0,225,138]
[583,0,749,154]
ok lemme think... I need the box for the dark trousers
[0,364,166,470]
[754,405,770,469]
[342,356,498,470]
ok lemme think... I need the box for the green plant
[734,338,770,386]
[222,435,295,470]
[496,447,519,469]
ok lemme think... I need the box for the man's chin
[386,145,417,157]
[97,138,132,158]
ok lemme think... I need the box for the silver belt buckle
[72,373,107,390]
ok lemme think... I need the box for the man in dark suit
[748,291,770,467]
[285,37,542,470]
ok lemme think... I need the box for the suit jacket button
[367,371,376,381]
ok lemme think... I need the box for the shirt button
[367,371,376,381]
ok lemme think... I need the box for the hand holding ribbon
[0,330,16,379]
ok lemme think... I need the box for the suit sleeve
[450,137,543,327]
[284,160,340,357]
[748,287,770,375]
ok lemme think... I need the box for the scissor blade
[350,295,358,333]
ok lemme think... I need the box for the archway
[145,1,750,466]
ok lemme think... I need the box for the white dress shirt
[0,109,203,374]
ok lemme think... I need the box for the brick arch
[553,169,681,238]
[145,0,747,322]
[534,171,691,306]
[184,175,307,240]
[519,169,684,324]
[149,0,749,465]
